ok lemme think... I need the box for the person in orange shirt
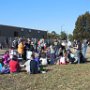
[17,40,25,58]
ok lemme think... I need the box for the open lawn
[0,48,90,90]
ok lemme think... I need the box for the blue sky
[0,0,90,34]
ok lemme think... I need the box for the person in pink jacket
[2,51,10,65]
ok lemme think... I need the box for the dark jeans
[50,53,55,64]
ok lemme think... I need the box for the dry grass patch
[0,47,90,90]
[1,64,90,90]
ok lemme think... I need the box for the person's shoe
[41,71,46,74]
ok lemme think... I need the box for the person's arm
[20,64,25,67]
[20,61,26,67]
[74,44,78,49]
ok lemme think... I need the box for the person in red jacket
[9,55,20,73]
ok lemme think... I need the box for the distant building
[0,24,47,47]
[0,24,47,38]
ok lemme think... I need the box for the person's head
[0,59,4,66]
[59,52,63,57]
[77,40,80,43]
[74,39,76,42]
[34,52,39,58]
[50,45,53,49]
[10,47,14,49]
[12,55,18,61]
[41,46,44,50]
[67,49,72,54]
[31,42,34,45]
[27,38,31,42]
[27,40,31,44]
[20,39,25,44]
[41,48,44,52]
[5,51,9,55]
[31,53,35,60]
[83,39,87,44]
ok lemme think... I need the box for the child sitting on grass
[67,49,78,64]
[21,52,46,74]
[57,52,67,65]
[30,54,39,74]
[9,55,20,73]
[2,51,10,65]
[0,60,3,73]
[21,52,40,74]
[0,60,10,74]
[39,49,47,66]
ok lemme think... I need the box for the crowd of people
[0,37,89,74]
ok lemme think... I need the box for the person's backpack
[30,60,38,74]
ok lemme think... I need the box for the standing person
[6,38,9,48]
[67,40,72,50]
[17,40,25,59]
[0,43,3,49]
[82,40,88,59]
[54,39,59,57]
[33,38,38,52]
[73,39,77,52]
[25,40,31,50]
[12,39,18,49]
[30,42,34,52]
[40,38,45,50]
[75,40,82,64]
[49,45,55,64]
[23,40,29,61]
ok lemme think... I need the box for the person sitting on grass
[2,51,10,66]
[67,49,77,64]
[0,60,3,73]
[9,47,17,59]
[20,53,32,74]
[57,52,67,65]
[34,52,40,71]
[30,54,39,74]
[21,59,31,74]
[9,55,20,73]
[39,49,47,66]
[0,60,10,74]
[20,53,41,74]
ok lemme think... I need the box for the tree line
[47,11,90,41]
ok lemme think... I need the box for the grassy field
[0,48,90,90]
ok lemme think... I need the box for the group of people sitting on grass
[0,38,89,74]
[0,50,48,74]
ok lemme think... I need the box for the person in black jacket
[30,54,38,74]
